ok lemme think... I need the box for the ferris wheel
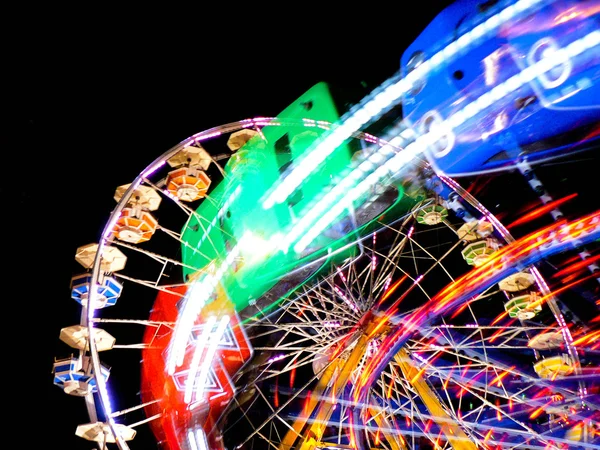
[52,0,600,449]
[52,112,600,449]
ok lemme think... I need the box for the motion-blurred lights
[238,230,282,262]
[261,0,552,211]
[528,37,572,89]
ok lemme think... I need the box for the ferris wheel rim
[67,116,599,450]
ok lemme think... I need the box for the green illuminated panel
[181,82,367,312]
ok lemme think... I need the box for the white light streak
[184,316,217,404]
[290,29,599,253]
[261,0,545,211]
[192,315,230,408]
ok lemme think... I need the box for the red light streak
[506,194,578,229]
[489,319,516,342]
[532,387,552,399]
[449,300,471,319]
[553,253,600,278]
[424,419,432,433]
[290,356,298,389]
[533,271,599,310]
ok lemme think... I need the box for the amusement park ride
[53,0,600,448]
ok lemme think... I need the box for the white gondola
[75,243,127,273]
[59,325,116,351]
[75,422,136,443]
[114,183,162,211]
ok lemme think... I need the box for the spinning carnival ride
[53,0,600,448]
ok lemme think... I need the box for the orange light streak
[531,271,599,310]
[386,367,399,399]
[530,401,552,419]
[378,274,408,305]
[434,431,442,448]
[553,253,600,278]
[348,413,357,448]
[572,329,600,347]
[410,366,427,384]
[442,367,454,390]
[490,310,508,326]
[489,320,515,343]
[367,310,394,339]
[449,300,471,319]
[303,389,312,416]
[483,428,493,443]
[331,378,336,405]
[386,377,395,399]
[461,361,472,378]
[490,366,515,387]
[385,283,416,315]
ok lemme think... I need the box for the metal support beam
[395,348,477,450]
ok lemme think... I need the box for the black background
[8,3,462,449]
[16,2,600,449]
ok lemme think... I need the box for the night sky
[11,4,460,449]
